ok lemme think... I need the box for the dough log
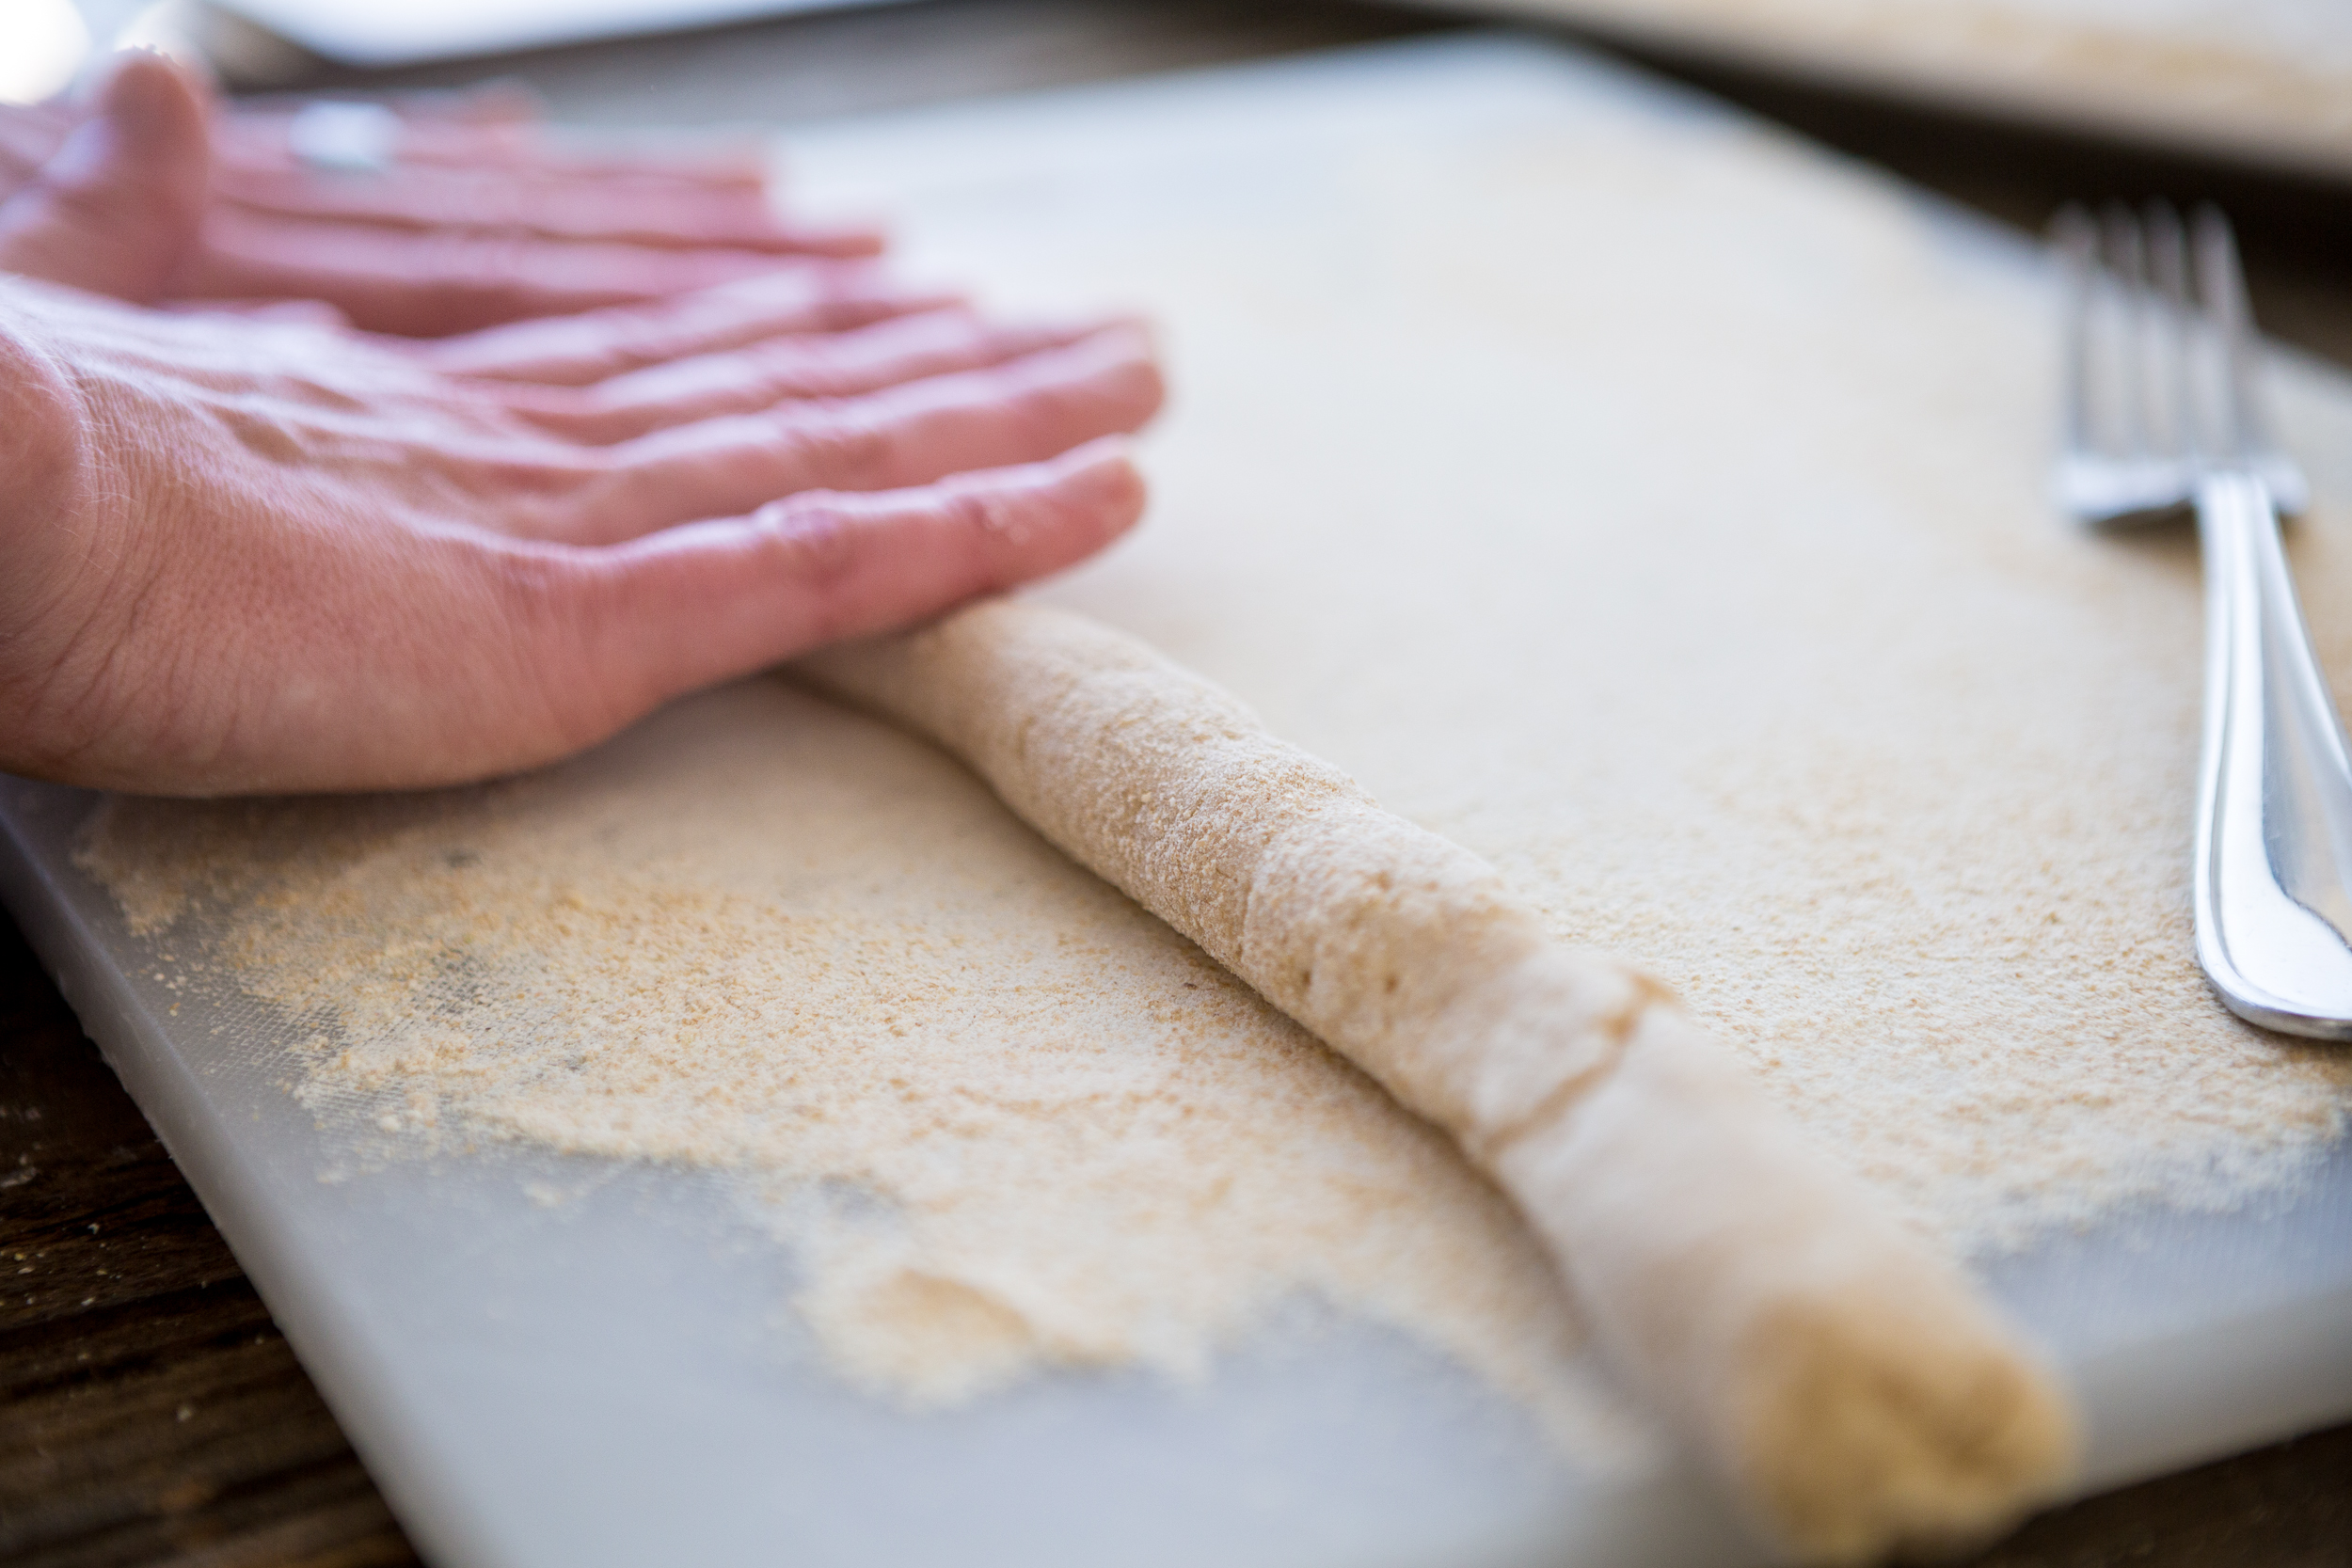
[794,599,2078,1564]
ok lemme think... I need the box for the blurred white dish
[1433,0,2352,180]
[211,0,907,68]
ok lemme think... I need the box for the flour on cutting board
[78,688,1655,1467]
[78,42,2352,1433]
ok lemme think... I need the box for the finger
[155,297,352,328]
[418,267,959,384]
[389,123,772,188]
[494,309,1125,444]
[383,80,546,127]
[541,439,1147,744]
[0,54,210,305]
[215,105,771,191]
[212,107,526,174]
[565,325,1164,544]
[167,213,860,337]
[208,164,881,257]
[430,133,773,189]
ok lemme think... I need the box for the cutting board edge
[0,796,520,1568]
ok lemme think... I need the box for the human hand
[0,53,882,335]
[0,269,1162,795]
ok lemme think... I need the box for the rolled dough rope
[793,598,2078,1564]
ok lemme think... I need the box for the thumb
[0,51,211,303]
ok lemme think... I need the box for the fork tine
[2101,202,2153,459]
[2188,206,2313,514]
[2143,200,2198,465]
[2050,202,2187,525]
[2052,203,2099,460]
[2192,206,2257,465]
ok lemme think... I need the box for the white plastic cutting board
[4,35,2351,1568]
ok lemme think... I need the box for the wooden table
[5,2,2350,1562]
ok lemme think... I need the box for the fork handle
[2192,471,2352,1037]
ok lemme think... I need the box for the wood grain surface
[1,909,409,1568]
[5,2,2350,1563]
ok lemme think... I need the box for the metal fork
[2055,202,2352,1039]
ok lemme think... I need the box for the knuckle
[753,496,861,584]
[933,486,1045,591]
[478,544,628,745]
[948,487,1026,562]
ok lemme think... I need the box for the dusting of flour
[77,681,1648,1462]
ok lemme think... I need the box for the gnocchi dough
[798,598,2078,1564]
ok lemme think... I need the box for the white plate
[210,0,908,68]
[1430,0,2352,180]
